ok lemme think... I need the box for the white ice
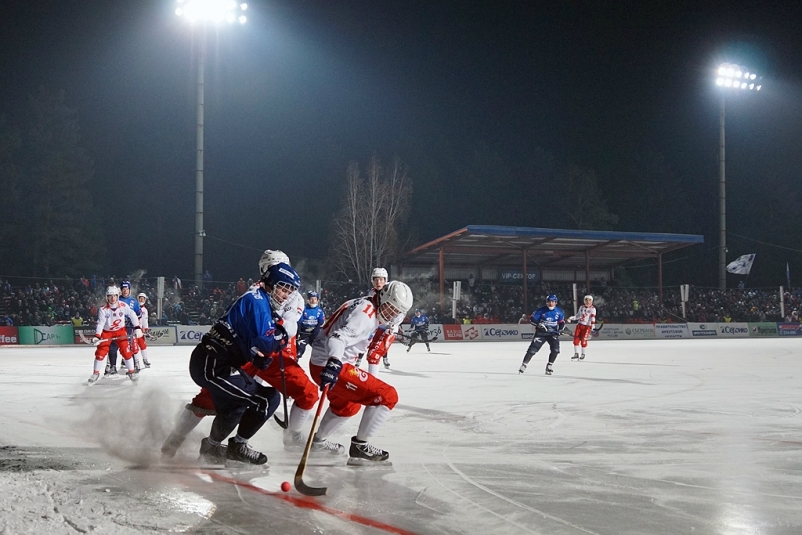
[1,338,802,534]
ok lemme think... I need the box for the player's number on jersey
[362,304,376,319]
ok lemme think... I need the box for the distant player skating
[87,286,143,384]
[568,295,596,361]
[518,294,566,375]
[296,291,324,361]
[308,280,414,466]
[406,309,431,352]
[105,281,142,376]
[132,292,151,368]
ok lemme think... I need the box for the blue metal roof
[465,225,704,244]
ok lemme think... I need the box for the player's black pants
[522,333,560,365]
[411,330,430,349]
[189,342,279,442]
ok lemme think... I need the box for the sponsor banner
[18,325,74,345]
[687,323,718,337]
[595,324,655,340]
[716,322,749,338]
[654,323,689,339]
[442,324,464,341]
[481,324,523,341]
[748,322,779,337]
[777,323,802,337]
[0,326,20,345]
[462,325,481,341]
[73,326,97,345]
[176,325,212,345]
[498,270,540,283]
[145,326,177,346]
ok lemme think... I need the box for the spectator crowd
[2,275,801,329]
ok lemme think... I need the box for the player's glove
[272,323,289,349]
[91,335,101,345]
[134,327,144,338]
[567,315,576,323]
[319,357,343,390]
[252,353,273,370]
[536,321,547,332]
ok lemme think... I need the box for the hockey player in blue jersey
[297,291,325,360]
[106,280,142,376]
[407,309,431,352]
[188,262,300,465]
[519,294,566,375]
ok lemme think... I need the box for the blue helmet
[307,291,319,299]
[264,262,301,311]
[121,281,131,290]
[546,294,558,303]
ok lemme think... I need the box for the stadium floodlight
[175,1,250,287]
[175,0,247,24]
[714,62,763,291]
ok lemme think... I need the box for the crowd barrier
[1,322,801,347]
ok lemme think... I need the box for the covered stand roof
[402,225,704,270]
[401,225,704,311]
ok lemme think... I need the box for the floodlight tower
[175,0,248,288]
[714,63,761,291]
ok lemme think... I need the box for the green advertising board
[748,322,779,337]
[18,325,75,345]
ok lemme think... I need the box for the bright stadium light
[175,0,250,288]
[714,62,764,291]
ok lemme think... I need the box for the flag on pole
[726,254,756,275]
[787,262,791,290]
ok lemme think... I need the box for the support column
[439,246,445,310]
[658,252,664,305]
[522,250,528,313]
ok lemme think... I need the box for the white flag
[726,254,756,275]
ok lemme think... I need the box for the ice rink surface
[1,337,801,534]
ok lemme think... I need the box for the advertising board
[145,326,178,346]
[716,322,750,337]
[0,326,19,345]
[595,324,655,340]
[748,322,779,337]
[176,325,212,345]
[654,323,689,339]
[18,325,74,345]
[687,323,717,337]
[777,323,802,337]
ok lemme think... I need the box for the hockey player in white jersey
[132,293,151,368]
[361,267,405,373]
[308,280,413,465]
[568,295,596,360]
[87,286,143,384]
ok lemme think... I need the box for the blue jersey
[530,306,565,334]
[218,285,282,363]
[298,305,325,336]
[119,295,141,327]
[410,314,429,332]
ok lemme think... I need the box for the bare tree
[330,156,412,283]
[560,165,618,230]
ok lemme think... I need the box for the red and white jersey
[138,306,149,330]
[310,296,378,367]
[279,290,304,339]
[96,302,140,336]
[366,286,403,332]
[575,305,596,327]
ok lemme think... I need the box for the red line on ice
[204,470,421,535]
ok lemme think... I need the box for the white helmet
[377,280,413,325]
[259,249,290,276]
[137,292,147,301]
[106,286,120,296]
[371,267,388,280]
[584,295,594,302]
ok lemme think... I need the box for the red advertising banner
[443,325,464,341]
[0,326,20,345]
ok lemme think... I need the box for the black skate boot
[545,363,554,375]
[571,353,579,361]
[383,356,390,369]
[347,436,390,466]
[518,363,527,374]
[226,438,267,465]
[579,354,585,360]
[143,357,151,368]
[199,438,227,465]
[105,364,117,377]
[127,369,139,382]
[87,372,100,385]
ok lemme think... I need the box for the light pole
[175,0,248,287]
[714,63,761,291]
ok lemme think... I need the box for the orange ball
[281,481,291,492]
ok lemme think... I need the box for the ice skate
[127,369,139,382]
[104,364,117,377]
[382,356,390,369]
[226,438,267,465]
[199,437,227,465]
[347,436,391,466]
[427,346,431,352]
[161,432,186,458]
[185,402,216,416]
[87,372,100,385]
[571,353,579,360]
[579,354,585,360]
[311,436,346,455]
[355,353,364,367]
[406,345,411,353]
[518,363,526,374]
[143,357,151,368]
[282,430,305,451]
[545,363,553,375]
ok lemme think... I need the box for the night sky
[2,0,801,284]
